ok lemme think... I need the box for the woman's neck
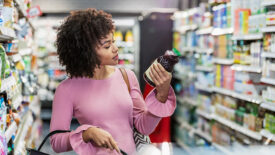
[92,65,113,80]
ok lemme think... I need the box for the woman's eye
[104,46,110,49]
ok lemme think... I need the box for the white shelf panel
[262,1,275,7]
[260,102,275,112]
[194,129,212,142]
[261,77,275,86]
[196,109,213,120]
[0,27,16,41]
[261,129,275,142]
[175,116,193,131]
[261,52,275,58]
[212,143,231,155]
[10,53,22,62]
[212,87,262,104]
[212,58,234,65]
[175,138,192,153]
[5,121,18,142]
[19,48,32,56]
[176,24,198,34]
[182,47,197,52]
[195,48,213,54]
[231,33,263,40]
[1,76,17,92]
[262,26,275,33]
[231,64,262,73]
[212,114,262,140]
[183,97,198,106]
[12,95,23,110]
[177,96,198,106]
[211,28,234,36]
[195,82,213,93]
[196,27,213,35]
[196,65,214,72]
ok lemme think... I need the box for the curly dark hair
[56,8,114,78]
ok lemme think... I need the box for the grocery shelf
[175,116,193,131]
[183,97,198,106]
[261,77,275,86]
[212,143,232,155]
[212,86,262,104]
[211,28,234,36]
[12,95,23,110]
[261,52,275,58]
[194,129,212,142]
[177,96,198,107]
[261,1,275,7]
[19,48,32,56]
[5,121,18,142]
[10,53,22,62]
[212,114,262,140]
[262,26,275,33]
[175,138,192,153]
[1,76,17,92]
[261,129,275,142]
[231,33,263,40]
[212,58,234,65]
[196,109,213,120]
[231,64,262,73]
[195,82,213,93]
[176,24,198,34]
[182,47,197,52]
[0,27,16,41]
[196,65,214,72]
[260,102,275,112]
[196,27,213,35]
[195,48,213,54]
[174,73,185,80]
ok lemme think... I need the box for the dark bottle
[143,50,179,87]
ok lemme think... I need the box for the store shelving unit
[211,28,234,36]
[261,52,275,58]
[212,87,263,104]
[231,64,262,73]
[196,109,213,120]
[211,143,232,155]
[262,26,275,33]
[212,114,262,140]
[194,129,212,142]
[260,129,275,142]
[196,65,214,72]
[195,48,213,54]
[196,27,213,35]
[261,1,275,7]
[195,82,213,93]
[231,33,263,40]
[212,58,234,65]
[260,102,275,112]
[261,77,275,86]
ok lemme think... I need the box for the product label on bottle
[144,59,159,82]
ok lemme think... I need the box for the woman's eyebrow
[101,40,111,45]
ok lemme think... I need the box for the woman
[50,8,176,155]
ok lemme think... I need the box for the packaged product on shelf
[0,134,7,155]
[262,86,275,103]
[144,50,179,87]
[0,97,6,133]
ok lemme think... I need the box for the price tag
[27,6,42,18]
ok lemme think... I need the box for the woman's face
[96,33,119,66]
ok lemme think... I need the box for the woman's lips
[113,54,119,60]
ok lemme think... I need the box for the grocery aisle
[172,0,275,153]
[2,0,275,154]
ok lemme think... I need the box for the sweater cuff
[69,124,95,155]
[145,86,177,117]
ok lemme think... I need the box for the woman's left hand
[149,63,172,103]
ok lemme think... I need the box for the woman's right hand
[82,127,120,153]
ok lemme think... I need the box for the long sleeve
[126,70,176,135]
[50,82,95,154]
